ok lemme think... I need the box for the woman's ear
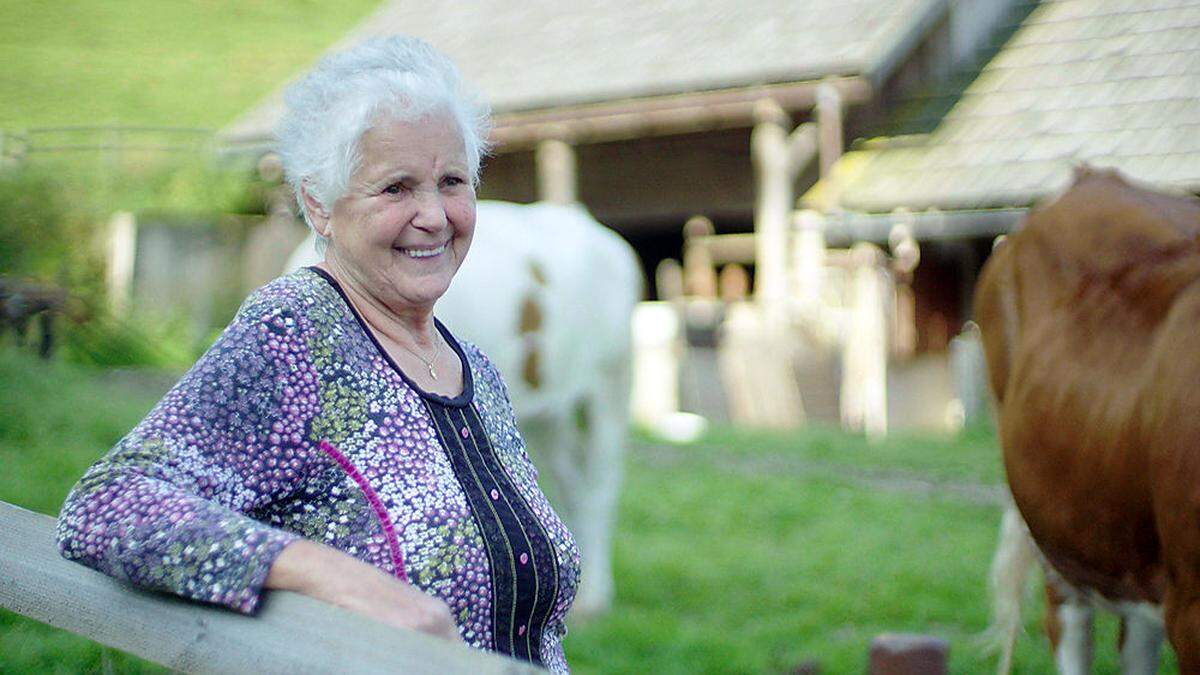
[300,184,333,238]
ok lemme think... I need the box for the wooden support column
[842,243,889,440]
[750,99,817,319]
[682,215,718,299]
[888,212,920,361]
[816,80,844,179]
[535,138,578,204]
[791,209,827,308]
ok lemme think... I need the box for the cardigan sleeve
[56,292,322,614]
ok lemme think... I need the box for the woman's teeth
[398,243,448,258]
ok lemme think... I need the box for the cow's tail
[980,499,1038,674]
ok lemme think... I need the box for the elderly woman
[56,36,580,672]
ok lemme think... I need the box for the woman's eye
[383,182,405,195]
[442,176,465,188]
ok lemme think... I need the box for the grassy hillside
[0,0,382,129]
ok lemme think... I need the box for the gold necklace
[399,333,443,380]
[325,266,444,380]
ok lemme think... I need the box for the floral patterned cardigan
[56,267,580,673]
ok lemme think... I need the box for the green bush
[0,167,100,292]
[60,313,201,370]
[0,156,276,368]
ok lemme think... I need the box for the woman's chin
[386,276,453,310]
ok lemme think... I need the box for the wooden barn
[804,0,1200,431]
[224,1,1200,434]
[220,0,1039,433]
[816,0,1200,352]
[223,0,1021,274]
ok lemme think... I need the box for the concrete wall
[124,213,307,338]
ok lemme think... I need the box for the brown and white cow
[977,167,1200,673]
[287,200,642,619]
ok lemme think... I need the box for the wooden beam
[0,501,542,674]
[490,77,873,150]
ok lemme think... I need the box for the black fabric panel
[424,401,559,666]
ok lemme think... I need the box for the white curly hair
[275,35,492,233]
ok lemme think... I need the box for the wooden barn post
[750,99,817,320]
[816,79,844,178]
[682,215,719,299]
[791,209,828,310]
[535,137,578,204]
[842,243,889,440]
[888,214,920,360]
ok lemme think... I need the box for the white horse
[286,200,642,618]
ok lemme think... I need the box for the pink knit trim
[317,440,407,583]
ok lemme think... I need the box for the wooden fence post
[105,211,137,317]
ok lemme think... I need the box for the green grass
[0,350,1179,672]
[0,1,383,130]
[0,350,170,673]
[566,463,1002,673]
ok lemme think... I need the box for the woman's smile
[395,241,450,259]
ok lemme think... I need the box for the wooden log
[868,633,949,675]
[0,501,542,674]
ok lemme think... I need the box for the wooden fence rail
[0,500,541,674]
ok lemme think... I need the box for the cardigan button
[490,489,500,500]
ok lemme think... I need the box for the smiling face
[307,111,476,316]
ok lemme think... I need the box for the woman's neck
[317,260,438,350]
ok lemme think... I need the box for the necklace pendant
[428,363,438,380]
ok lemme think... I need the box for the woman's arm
[266,540,460,641]
[57,298,315,613]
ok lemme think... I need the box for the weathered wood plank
[0,500,542,674]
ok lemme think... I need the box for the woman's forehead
[357,114,468,172]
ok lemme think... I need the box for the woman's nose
[411,191,448,232]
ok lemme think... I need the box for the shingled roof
[830,0,1200,213]
[223,0,945,140]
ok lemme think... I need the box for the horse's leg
[1117,604,1163,675]
[1045,580,1093,675]
[569,359,628,619]
[525,405,604,617]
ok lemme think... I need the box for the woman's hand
[267,539,461,642]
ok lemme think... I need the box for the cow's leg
[1165,591,1200,673]
[986,502,1037,675]
[1116,604,1163,675]
[1044,581,1093,675]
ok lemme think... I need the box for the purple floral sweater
[57,267,580,672]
